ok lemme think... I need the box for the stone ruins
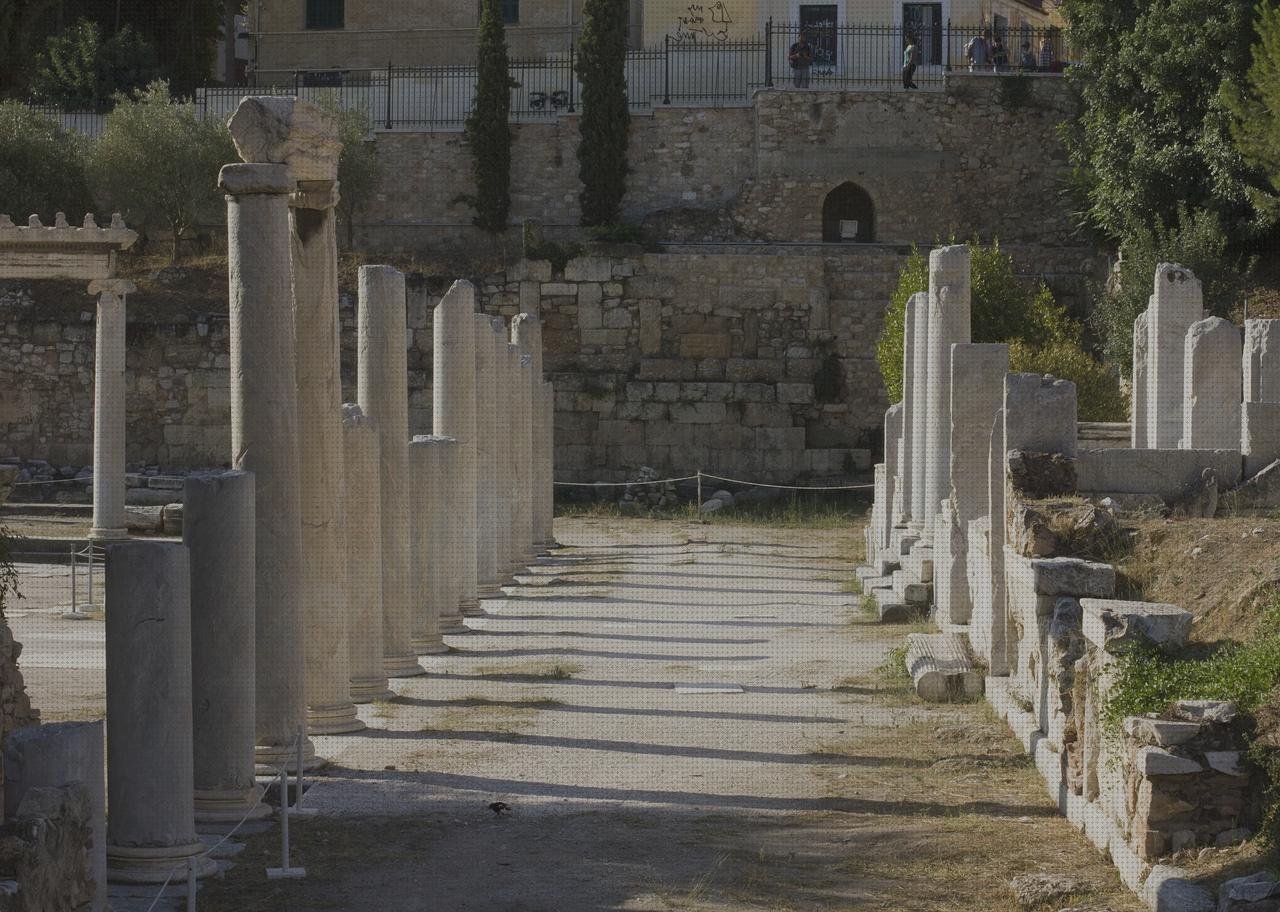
[0,96,556,905]
[858,248,1278,909]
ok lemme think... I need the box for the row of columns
[95,98,558,883]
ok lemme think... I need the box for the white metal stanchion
[266,765,306,880]
[291,726,317,816]
[186,858,197,912]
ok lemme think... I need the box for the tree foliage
[1223,1,1280,229]
[30,19,159,110]
[316,101,384,250]
[0,0,61,98]
[0,101,93,221]
[465,0,513,235]
[876,241,1125,422]
[1061,0,1268,244]
[576,0,630,226]
[88,82,235,262]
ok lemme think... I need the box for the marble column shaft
[1132,309,1150,448]
[1244,319,1280,403]
[88,279,134,541]
[105,542,216,883]
[185,470,271,824]
[512,314,541,563]
[357,265,423,678]
[341,404,393,701]
[536,380,556,551]
[412,435,458,652]
[908,292,930,526]
[291,180,360,734]
[433,282,479,615]
[895,293,917,528]
[474,313,501,597]
[923,246,972,529]
[495,333,516,580]
[220,162,312,770]
[1146,264,1204,448]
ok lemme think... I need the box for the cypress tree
[576,0,629,226]
[465,0,512,234]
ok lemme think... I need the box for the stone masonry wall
[0,242,1101,484]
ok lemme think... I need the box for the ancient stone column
[512,314,541,564]
[495,335,517,581]
[104,542,215,883]
[1244,319,1280,403]
[1146,264,1204,448]
[473,313,502,598]
[923,246,972,528]
[880,403,903,553]
[907,292,930,527]
[358,265,423,678]
[290,179,360,734]
[1131,309,1150,448]
[536,380,557,551]
[220,161,313,770]
[341,404,393,701]
[411,435,458,651]
[88,279,134,541]
[184,471,273,825]
[1182,316,1242,450]
[433,282,479,616]
[894,293,918,527]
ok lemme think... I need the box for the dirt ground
[14,516,1146,911]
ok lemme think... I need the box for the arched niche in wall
[821,182,875,243]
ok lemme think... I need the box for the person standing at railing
[1019,41,1037,71]
[1038,35,1054,72]
[991,34,1009,72]
[965,28,992,72]
[789,31,814,88]
[902,37,919,89]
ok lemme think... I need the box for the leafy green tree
[68,0,223,97]
[30,19,159,110]
[576,0,629,226]
[88,81,235,262]
[1223,1,1280,230]
[0,101,93,222]
[465,0,513,234]
[0,0,61,98]
[316,101,384,250]
[1061,0,1267,244]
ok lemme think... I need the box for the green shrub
[0,101,93,222]
[876,239,1081,403]
[314,100,384,250]
[1090,205,1253,373]
[1009,340,1127,422]
[30,19,158,110]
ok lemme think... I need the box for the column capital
[291,179,339,211]
[88,278,136,299]
[218,162,294,197]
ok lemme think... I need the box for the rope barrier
[552,470,872,493]
[11,477,89,486]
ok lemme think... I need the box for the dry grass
[471,659,582,680]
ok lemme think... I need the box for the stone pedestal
[908,292,930,527]
[1182,316,1242,450]
[1132,309,1150,448]
[433,282,479,616]
[923,246,972,529]
[5,722,107,910]
[290,179,360,734]
[88,279,134,541]
[1147,264,1204,448]
[220,161,314,770]
[1244,319,1280,403]
[184,471,274,824]
[358,265,423,677]
[104,542,216,883]
[341,404,393,701]
[412,435,458,651]
[474,313,502,597]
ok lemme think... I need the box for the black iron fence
[41,22,1073,134]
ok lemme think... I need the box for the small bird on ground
[488,801,511,816]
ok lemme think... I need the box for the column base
[412,637,449,655]
[477,582,503,598]
[88,527,128,541]
[307,701,365,735]
[383,654,425,678]
[349,676,395,703]
[106,841,218,884]
[255,736,319,774]
[440,612,468,634]
[194,786,273,826]
[459,599,482,617]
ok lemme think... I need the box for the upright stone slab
[433,282,479,616]
[358,266,423,677]
[220,161,312,770]
[908,292,930,527]
[1242,401,1280,477]
[4,722,106,910]
[411,435,458,652]
[1132,309,1150,448]
[939,343,1009,625]
[1182,316,1242,450]
[1146,264,1204,448]
[1244,319,1280,403]
[1004,373,1078,459]
[104,542,216,883]
[895,295,918,527]
[473,313,501,597]
[88,278,134,541]
[924,246,972,529]
[975,408,1010,675]
[184,471,275,825]
[341,404,393,701]
[881,403,903,551]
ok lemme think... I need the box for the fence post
[293,70,299,95]
[385,60,394,130]
[945,20,951,71]
[568,44,576,113]
[663,35,671,104]
[765,18,773,88]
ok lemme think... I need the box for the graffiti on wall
[674,2,735,44]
